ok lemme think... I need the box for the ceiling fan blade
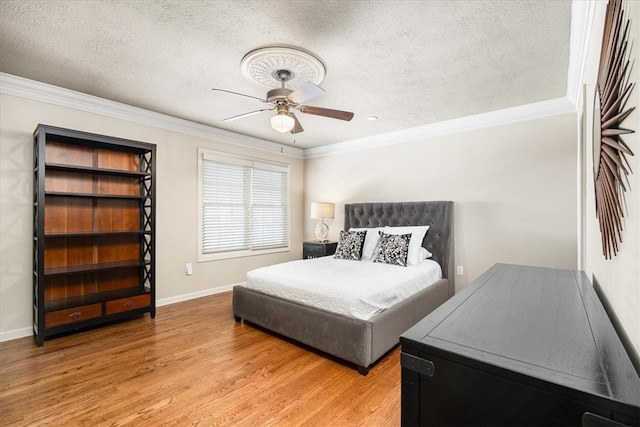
[290,112,304,134]
[223,108,272,122]
[298,105,354,121]
[288,82,325,104]
[212,88,266,103]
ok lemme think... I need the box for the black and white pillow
[334,230,367,261]
[372,232,412,267]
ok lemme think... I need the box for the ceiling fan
[212,69,354,135]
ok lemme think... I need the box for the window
[198,149,290,261]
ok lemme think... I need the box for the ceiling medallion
[593,0,635,259]
[240,46,326,90]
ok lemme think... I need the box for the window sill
[198,246,290,263]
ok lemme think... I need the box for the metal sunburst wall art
[593,0,636,259]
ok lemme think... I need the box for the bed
[232,201,454,375]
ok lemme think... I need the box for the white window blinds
[199,150,290,260]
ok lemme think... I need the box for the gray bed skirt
[233,277,449,372]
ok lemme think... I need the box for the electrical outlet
[456,266,464,275]
[186,263,193,276]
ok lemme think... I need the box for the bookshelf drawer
[106,294,150,315]
[46,304,102,327]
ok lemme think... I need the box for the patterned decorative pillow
[372,232,412,267]
[334,230,367,261]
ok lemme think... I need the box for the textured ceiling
[0,0,572,149]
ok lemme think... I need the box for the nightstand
[303,241,338,259]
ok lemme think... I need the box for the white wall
[304,112,578,291]
[580,1,640,356]
[0,93,304,340]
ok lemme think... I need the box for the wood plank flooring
[0,292,401,426]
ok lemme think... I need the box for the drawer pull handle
[401,352,435,377]
[69,312,81,319]
[125,301,134,307]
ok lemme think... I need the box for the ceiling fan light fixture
[271,111,295,133]
[215,46,352,135]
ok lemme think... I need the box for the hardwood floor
[0,292,401,426]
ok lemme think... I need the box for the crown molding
[566,0,596,105]
[304,97,575,159]
[0,73,304,159]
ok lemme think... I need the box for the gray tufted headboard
[344,201,454,296]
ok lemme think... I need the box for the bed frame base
[233,278,449,374]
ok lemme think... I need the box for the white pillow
[419,246,433,262]
[383,226,430,265]
[349,227,384,260]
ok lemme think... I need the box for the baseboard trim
[0,327,33,343]
[0,284,242,343]
[156,284,238,307]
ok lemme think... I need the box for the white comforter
[244,256,442,321]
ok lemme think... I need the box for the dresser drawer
[105,294,150,315]
[46,304,102,328]
[305,245,325,257]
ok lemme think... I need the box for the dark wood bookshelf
[33,124,156,345]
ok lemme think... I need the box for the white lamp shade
[270,112,295,133]
[311,202,335,219]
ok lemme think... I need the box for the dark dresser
[400,263,640,426]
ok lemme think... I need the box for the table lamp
[311,202,335,242]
